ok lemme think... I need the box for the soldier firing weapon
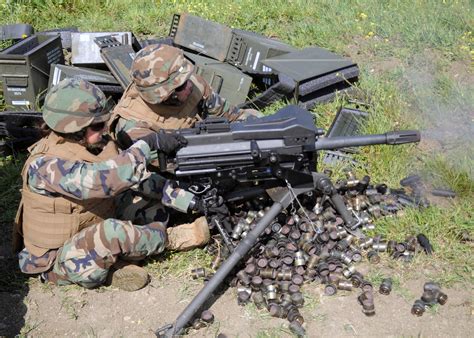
[155,105,420,336]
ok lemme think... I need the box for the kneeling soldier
[13,78,209,291]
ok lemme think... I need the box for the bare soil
[1,253,473,337]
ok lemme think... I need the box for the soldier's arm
[27,140,153,200]
[195,75,263,121]
[114,117,156,144]
[133,175,195,213]
[193,75,242,121]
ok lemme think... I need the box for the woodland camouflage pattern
[131,44,194,104]
[26,141,194,209]
[19,140,195,286]
[112,44,262,145]
[162,180,195,213]
[20,218,167,287]
[43,78,112,133]
[52,219,166,288]
[26,140,153,200]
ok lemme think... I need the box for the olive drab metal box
[169,13,233,61]
[39,27,79,50]
[169,13,297,75]
[185,52,252,106]
[261,47,359,109]
[0,34,64,110]
[227,29,297,74]
[94,35,137,89]
[71,32,136,66]
[0,24,34,41]
[48,64,123,95]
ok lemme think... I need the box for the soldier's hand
[141,132,187,154]
[157,133,188,154]
[208,204,229,216]
[193,198,229,217]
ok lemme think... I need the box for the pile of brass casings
[199,171,430,333]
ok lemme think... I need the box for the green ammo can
[184,52,252,106]
[170,13,296,75]
[170,13,233,61]
[0,34,64,110]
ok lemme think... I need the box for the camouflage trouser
[45,192,169,288]
[116,189,170,225]
[19,181,195,287]
[48,218,166,288]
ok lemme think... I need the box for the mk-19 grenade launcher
[171,105,419,198]
[157,105,420,336]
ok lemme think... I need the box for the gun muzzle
[314,130,421,151]
[385,130,421,145]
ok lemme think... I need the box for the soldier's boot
[166,216,210,251]
[106,261,150,292]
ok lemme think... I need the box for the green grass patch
[1,0,471,59]
[145,248,212,280]
[0,155,27,292]
[0,0,472,297]
[373,201,473,285]
[0,155,23,225]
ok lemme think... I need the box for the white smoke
[402,53,474,180]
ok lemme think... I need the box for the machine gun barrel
[315,130,420,150]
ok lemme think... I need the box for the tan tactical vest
[13,132,119,257]
[111,75,211,132]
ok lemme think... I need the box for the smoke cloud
[402,52,474,181]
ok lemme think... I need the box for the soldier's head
[131,44,194,105]
[42,78,112,146]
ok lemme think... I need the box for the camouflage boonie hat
[131,44,194,104]
[43,78,112,133]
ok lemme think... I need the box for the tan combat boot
[166,216,210,251]
[106,261,150,292]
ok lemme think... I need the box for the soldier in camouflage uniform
[13,78,210,291]
[110,44,263,146]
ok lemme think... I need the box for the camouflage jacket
[110,74,242,143]
[26,138,193,210]
[27,139,151,199]
[18,137,194,274]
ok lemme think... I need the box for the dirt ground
[0,255,473,337]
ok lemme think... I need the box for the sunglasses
[89,122,106,132]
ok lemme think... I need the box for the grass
[254,325,293,338]
[0,155,28,293]
[17,320,43,337]
[0,155,23,225]
[145,248,213,281]
[60,294,80,320]
[0,0,472,334]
